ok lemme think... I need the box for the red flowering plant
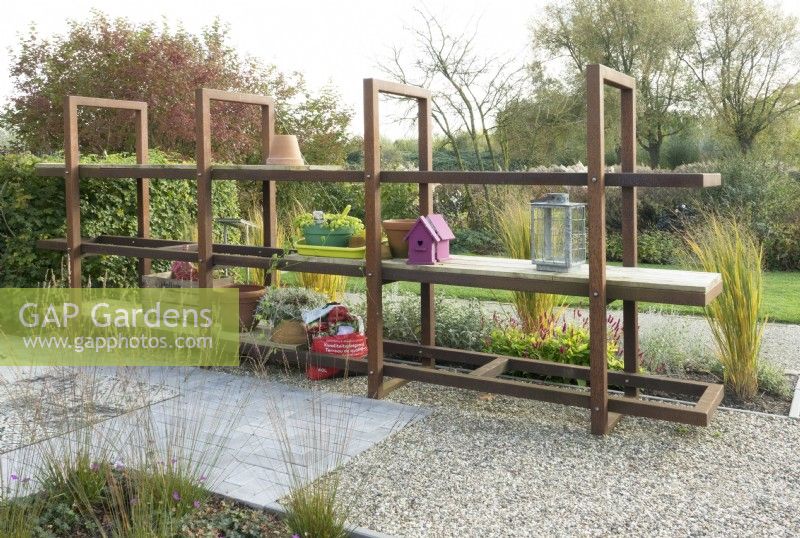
[170,245,199,280]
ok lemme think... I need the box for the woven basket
[270,320,308,345]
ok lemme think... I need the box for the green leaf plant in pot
[294,205,365,247]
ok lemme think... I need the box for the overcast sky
[1,0,799,139]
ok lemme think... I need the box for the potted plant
[294,205,364,247]
[255,286,328,344]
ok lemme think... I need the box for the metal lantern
[531,192,586,272]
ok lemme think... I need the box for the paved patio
[0,366,427,506]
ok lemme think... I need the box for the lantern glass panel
[530,193,586,272]
[532,206,568,265]
[570,205,586,265]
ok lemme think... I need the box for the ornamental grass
[496,197,564,333]
[684,214,766,400]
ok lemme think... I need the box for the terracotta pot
[270,319,308,345]
[382,219,416,258]
[266,135,304,166]
[225,284,267,331]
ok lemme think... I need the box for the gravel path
[237,302,800,536]
[239,362,800,537]
[336,396,800,537]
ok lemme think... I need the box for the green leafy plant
[349,292,492,351]
[640,314,791,399]
[684,214,766,400]
[179,499,284,537]
[39,452,111,512]
[0,152,239,288]
[293,205,364,234]
[255,286,328,327]
[607,230,682,265]
[485,318,624,372]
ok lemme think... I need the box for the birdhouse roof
[426,214,455,240]
[405,215,440,242]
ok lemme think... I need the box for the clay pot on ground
[225,283,267,331]
[270,319,308,345]
[382,219,417,258]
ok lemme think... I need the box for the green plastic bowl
[302,224,353,247]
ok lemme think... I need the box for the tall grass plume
[496,197,563,333]
[684,214,766,400]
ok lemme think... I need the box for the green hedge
[607,229,683,265]
[0,152,239,287]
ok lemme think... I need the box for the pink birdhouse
[404,214,455,265]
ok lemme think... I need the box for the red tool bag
[305,304,367,381]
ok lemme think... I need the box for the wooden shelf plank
[36,240,720,306]
[276,254,366,277]
[608,172,721,188]
[381,255,722,306]
[231,253,723,306]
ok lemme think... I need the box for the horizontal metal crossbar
[37,236,284,263]
[382,340,723,426]
[34,163,722,189]
[380,171,721,188]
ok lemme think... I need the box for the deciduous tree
[534,0,697,168]
[2,11,352,164]
[688,0,800,153]
[381,8,527,172]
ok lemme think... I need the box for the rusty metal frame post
[418,94,435,367]
[195,89,275,288]
[63,96,149,288]
[364,79,434,398]
[364,79,383,397]
[620,86,639,397]
[586,65,637,434]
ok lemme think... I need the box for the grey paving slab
[1,366,428,506]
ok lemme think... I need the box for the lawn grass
[279,264,800,324]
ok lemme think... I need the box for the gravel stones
[333,388,800,537]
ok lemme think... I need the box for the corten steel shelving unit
[36,64,725,435]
